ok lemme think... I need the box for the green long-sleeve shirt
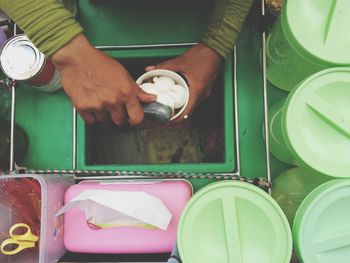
[0,0,82,57]
[201,0,254,58]
[0,0,253,59]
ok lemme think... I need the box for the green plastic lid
[268,98,295,164]
[282,68,350,178]
[177,181,292,263]
[293,179,350,262]
[283,0,350,65]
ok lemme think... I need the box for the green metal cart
[3,0,295,261]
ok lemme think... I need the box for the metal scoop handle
[142,101,173,123]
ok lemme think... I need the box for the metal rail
[261,0,272,194]
[9,81,15,171]
[72,107,77,170]
[233,46,241,175]
[9,23,17,172]
[95,42,198,50]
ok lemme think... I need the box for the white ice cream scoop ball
[168,84,188,109]
[153,76,175,91]
[139,83,160,96]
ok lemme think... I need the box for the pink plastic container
[63,179,193,253]
[0,174,74,263]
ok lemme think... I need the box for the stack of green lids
[178,181,292,263]
[293,180,350,262]
[282,68,350,178]
[267,0,350,91]
[268,98,295,164]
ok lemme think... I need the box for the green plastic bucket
[269,68,350,177]
[177,181,292,263]
[266,0,350,91]
[272,167,331,226]
[293,179,350,263]
[268,98,295,164]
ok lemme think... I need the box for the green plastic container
[293,179,350,263]
[268,68,350,178]
[77,48,235,173]
[272,167,331,226]
[178,181,292,263]
[266,0,350,91]
[267,98,295,164]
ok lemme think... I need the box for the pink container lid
[63,179,193,254]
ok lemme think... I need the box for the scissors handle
[9,223,38,242]
[0,223,38,255]
[0,238,36,255]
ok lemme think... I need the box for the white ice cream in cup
[136,69,189,121]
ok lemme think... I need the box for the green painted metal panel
[15,88,73,169]
[78,0,212,46]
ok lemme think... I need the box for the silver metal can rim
[0,34,45,80]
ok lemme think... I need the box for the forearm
[0,0,83,57]
[201,0,254,59]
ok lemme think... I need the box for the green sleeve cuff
[0,0,83,57]
[201,0,254,59]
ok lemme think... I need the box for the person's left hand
[145,43,223,124]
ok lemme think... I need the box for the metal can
[0,34,61,93]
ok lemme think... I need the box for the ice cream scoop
[141,90,175,123]
[142,102,173,123]
[156,92,175,110]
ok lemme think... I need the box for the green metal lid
[293,179,350,262]
[283,0,350,65]
[177,181,292,263]
[282,68,350,178]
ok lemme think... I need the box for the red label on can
[27,59,56,86]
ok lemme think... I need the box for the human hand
[51,34,156,125]
[145,43,222,124]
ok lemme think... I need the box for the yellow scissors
[0,223,38,255]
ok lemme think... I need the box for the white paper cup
[136,69,189,121]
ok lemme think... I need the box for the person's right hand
[51,34,156,125]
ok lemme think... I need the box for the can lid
[283,0,350,65]
[178,181,292,263]
[0,34,45,80]
[293,179,350,262]
[283,68,350,178]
